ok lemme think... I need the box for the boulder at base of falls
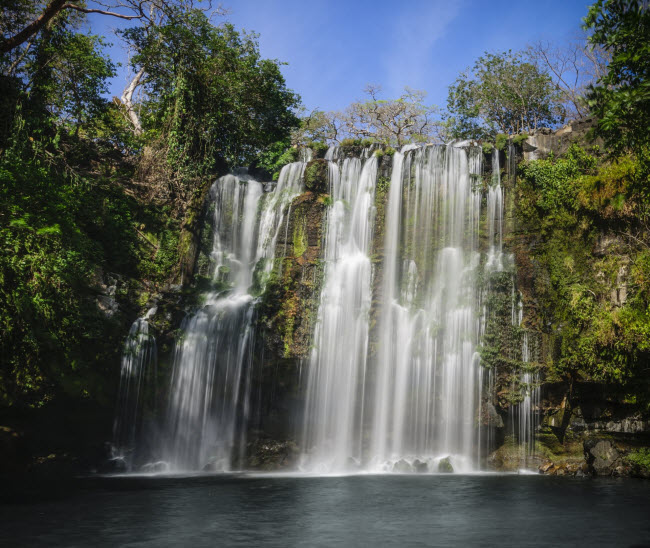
[393,459,412,473]
[413,459,428,473]
[438,457,454,473]
[246,438,300,471]
[585,439,621,476]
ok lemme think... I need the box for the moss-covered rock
[438,456,454,473]
[304,159,329,193]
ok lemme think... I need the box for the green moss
[512,133,529,147]
[438,457,454,473]
[292,219,307,258]
[303,159,328,193]
[377,176,390,194]
[495,133,509,151]
[341,138,361,147]
[308,141,329,158]
[626,448,650,469]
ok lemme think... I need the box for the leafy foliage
[122,12,300,175]
[584,0,650,155]
[517,145,650,391]
[447,50,563,139]
[0,4,302,411]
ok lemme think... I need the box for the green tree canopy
[584,0,650,155]
[446,50,563,139]
[121,9,300,173]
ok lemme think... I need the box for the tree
[0,1,160,56]
[342,85,438,146]
[527,37,610,120]
[292,86,440,146]
[447,51,563,139]
[120,9,300,174]
[584,0,650,154]
[291,109,345,145]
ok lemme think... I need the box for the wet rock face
[246,439,300,470]
[539,460,588,476]
[259,190,326,359]
[522,118,602,161]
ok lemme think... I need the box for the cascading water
[113,307,158,468]
[301,151,378,471]
[370,145,483,472]
[119,142,540,475]
[302,144,492,473]
[162,163,304,471]
[511,321,540,467]
[485,150,504,272]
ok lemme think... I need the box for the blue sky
[89,0,592,112]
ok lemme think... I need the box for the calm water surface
[2,474,650,547]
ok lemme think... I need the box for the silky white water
[370,145,483,472]
[302,144,494,473]
[162,163,304,471]
[117,144,539,474]
[301,152,378,472]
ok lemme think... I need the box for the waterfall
[486,150,503,273]
[370,145,483,472]
[511,324,540,467]
[119,142,542,474]
[301,152,378,471]
[113,307,158,469]
[162,163,304,471]
[302,144,490,473]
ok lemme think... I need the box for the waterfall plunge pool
[3,474,649,547]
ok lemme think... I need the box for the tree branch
[62,3,141,19]
[1,0,143,54]
[1,0,66,54]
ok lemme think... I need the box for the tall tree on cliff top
[120,7,300,175]
[527,37,611,120]
[446,50,563,139]
[292,86,439,146]
[584,0,650,155]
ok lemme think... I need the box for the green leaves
[124,14,299,176]
[447,50,563,139]
[517,143,650,390]
[585,0,650,155]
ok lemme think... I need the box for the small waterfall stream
[113,307,158,468]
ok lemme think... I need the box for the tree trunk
[121,68,145,135]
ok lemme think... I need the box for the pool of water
[3,473,650,547]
